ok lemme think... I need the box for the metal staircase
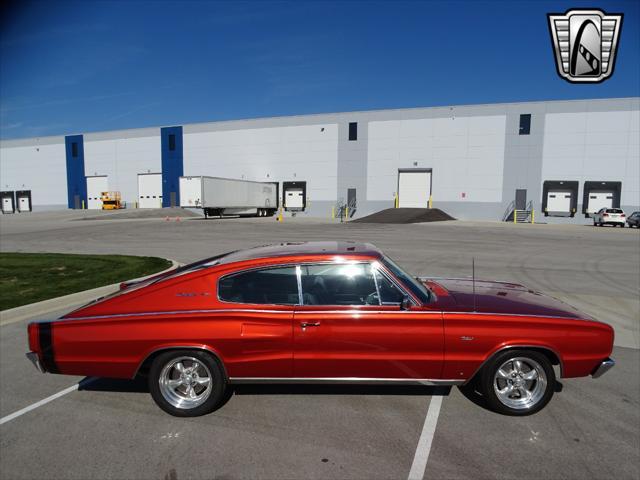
[503,200,535,223]
[333,196,357,222]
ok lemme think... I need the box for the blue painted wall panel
[65,135,86,209]
[161,126,183,207]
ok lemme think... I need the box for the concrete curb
[0,259,181,327]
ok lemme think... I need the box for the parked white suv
[593,208,626,227]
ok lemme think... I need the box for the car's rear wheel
[149,350,226,417]
[480,350,555,416]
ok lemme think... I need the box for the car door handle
[300,322,321,328]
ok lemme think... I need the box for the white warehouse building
[0,97,638,223]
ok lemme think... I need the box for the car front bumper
[26,352,45,373]
[592,357,615,378]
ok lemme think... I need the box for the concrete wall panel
[0,141,66,208]
[367,115,506,203]
[183,124,338,202]
[83,134,161,206]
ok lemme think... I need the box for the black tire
[479,349,555,416]
[148,349,227,417]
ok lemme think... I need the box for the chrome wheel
[493,357,547,410]
[159,356,212,409]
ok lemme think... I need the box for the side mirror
[400,296,412,310]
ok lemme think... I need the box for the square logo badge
[548,9,623,83]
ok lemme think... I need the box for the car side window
[218,266,299,305]
[374,269,406,305]
[300,263,378,306]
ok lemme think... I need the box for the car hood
[421,278,589,319]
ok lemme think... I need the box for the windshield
[381,256,432,304]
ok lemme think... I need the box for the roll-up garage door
[86,176,108,210]
[138,173,162,208]
[398,170,431,208]
[138,173,162,209]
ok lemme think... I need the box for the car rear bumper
[592,357,615,378]
[26,352,46,373]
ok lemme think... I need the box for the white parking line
[407,395,443,480]
[0,379,94,426]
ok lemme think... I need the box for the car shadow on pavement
[79,376,149,393]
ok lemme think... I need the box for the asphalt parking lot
[1,210,638,480]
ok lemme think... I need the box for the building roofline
[1,96,638,145]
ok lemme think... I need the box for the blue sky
[1,0,638,139]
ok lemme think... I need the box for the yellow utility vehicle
[101,191,124,210]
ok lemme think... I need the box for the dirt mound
[352,208,455,224]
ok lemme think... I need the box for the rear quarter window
[218,266,299,305]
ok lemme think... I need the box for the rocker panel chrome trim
[228,377,464,385]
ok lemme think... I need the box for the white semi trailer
[179,176,278,218]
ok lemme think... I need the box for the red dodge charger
[26,242,614,416]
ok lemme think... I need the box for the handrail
[502,200,515,222]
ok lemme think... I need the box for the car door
[293,262,443,380]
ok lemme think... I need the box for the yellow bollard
[278,208,283,222]
[531,210,535,224]
[345,206,349,221]
[428,195,433,209]
[513,210,517,224]
[331,206,335,219]
[394,194,398,208]
[81,200,85,209]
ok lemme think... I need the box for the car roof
[217,241,383,265]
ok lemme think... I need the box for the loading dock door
[546,190,572,214]
[2,196,14,214]
[18,196,30,212]
[138,173,162,209]
[398,170,431,208]
[587,191,614,215]
[285,188,304,209]
[86,176,108,210]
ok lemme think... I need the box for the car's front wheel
[480,350,555,416]
[148,350,227,417]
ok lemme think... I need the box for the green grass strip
[0,253,172,310]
